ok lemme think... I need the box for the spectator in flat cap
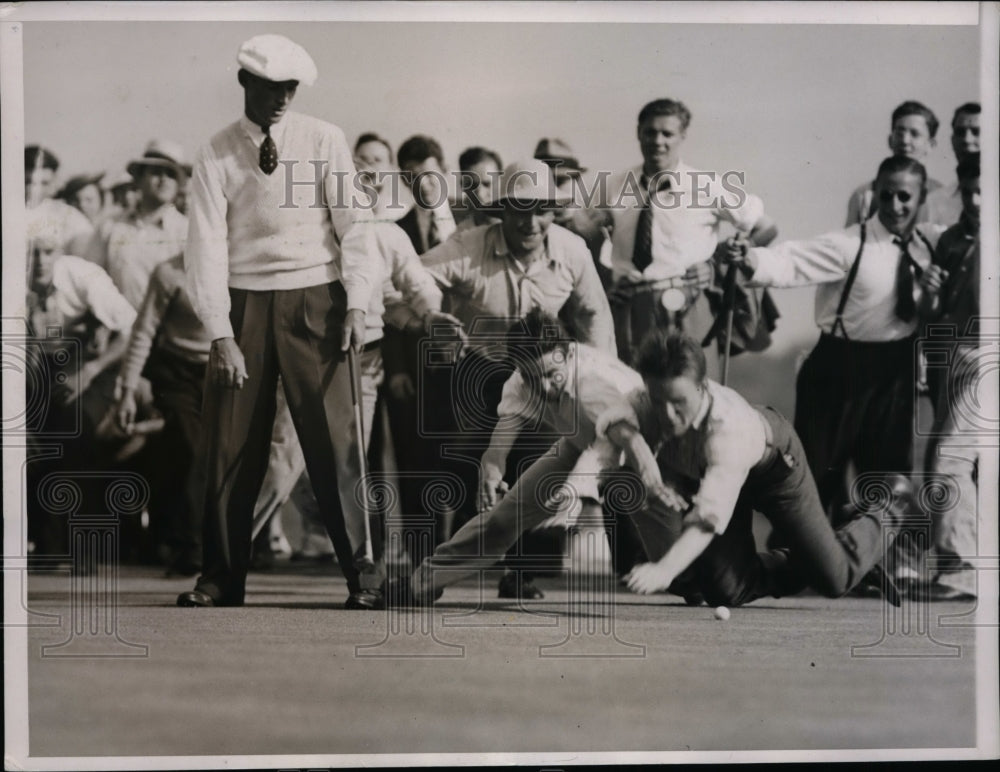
[179,34,382,610]
[535,137,614,288]
[85,139,189,311]
[58,172,106,225]
[24,145,95,260]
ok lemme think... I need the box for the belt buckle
[660,287,687,312]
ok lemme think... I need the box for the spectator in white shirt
[724,155,943,592]
[613,333,906,607]
[25,145,95,261]
[845,101,942,227]
[601,98,777,374]
[399,309,660,605]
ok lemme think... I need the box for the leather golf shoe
[345,588,384,610]
[176,590,217,607]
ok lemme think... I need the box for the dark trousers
[793,333,918,575]
[143,348,207,567]
[382,327,457,569]
[196,284,384,603]
[794,334,915,518]
[631,408,886,606]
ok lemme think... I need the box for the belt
[360,339,382,353]
[619,260,714,295]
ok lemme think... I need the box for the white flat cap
[237,34,317,86]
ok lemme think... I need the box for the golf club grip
[347,347,360,406]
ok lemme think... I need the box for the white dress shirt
[33,256,137,334]
[606,161,766,282]
[86,204,188,310]
[749,216,942,342]
[27,198,94,258]
[421,222,616,360]
[415,204,456,249]
[602,378,768,536]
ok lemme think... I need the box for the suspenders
[831,221,866,340]
[829,222,932,340]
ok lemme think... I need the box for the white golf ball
[714,606,731,621]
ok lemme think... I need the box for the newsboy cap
[237,34,317,86]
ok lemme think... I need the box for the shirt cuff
[346,286,373,314]
[202,314,235,341]
[747,249,776,287]
[682,509,723,534]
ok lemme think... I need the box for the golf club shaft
[348,346,375,565]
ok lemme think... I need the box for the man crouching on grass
[613,332,909,607]
[393,308,674,605]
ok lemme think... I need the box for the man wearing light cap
[179,34,381,609]
[413,158,614,599]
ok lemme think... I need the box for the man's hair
[875,155,928,188]
[635,331,707,384]
[458,146,503,172]
[504,308,572,373]
[397,134,445,170]
[952,102,981,126]
[25,145,59,173]
[637,99,692,131]
[891,100,939,139]
[957,153,980,182]
[354,132,394,162]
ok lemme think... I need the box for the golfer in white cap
[180,34,383,609]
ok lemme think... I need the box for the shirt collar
[490,222,557,267]
[239,113,288,145]
[866,214,900,245]
[637,159,690,191]
[689,380,713,431]
[130,202,178,228]
[416,204,454,227]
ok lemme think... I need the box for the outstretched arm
[625,522,714,594]
[478,414,530,512]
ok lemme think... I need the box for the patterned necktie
[893,236,923,322]
[427,212,441,250]
[259,125,278,175]
[632,176,670,273]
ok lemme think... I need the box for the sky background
[20,13,983,413]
